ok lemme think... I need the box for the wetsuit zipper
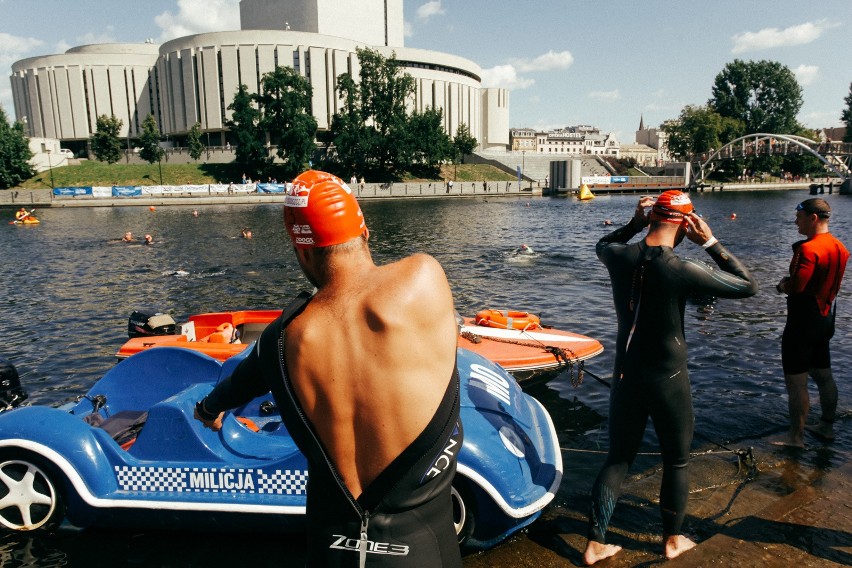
[275,328,371,566]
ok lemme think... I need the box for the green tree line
[662,60,852,180]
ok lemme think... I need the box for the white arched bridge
[691,133,852,191]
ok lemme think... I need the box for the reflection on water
[1,190,851,564]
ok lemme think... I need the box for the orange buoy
[475,309,541,331]
[149,206,156,211]
[206,322,236,343]
[730,213,737,219]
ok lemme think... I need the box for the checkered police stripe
[114,466,187,492]
[114,466,309,494]
[257,469,308,494]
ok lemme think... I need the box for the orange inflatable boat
[117,307,603,383]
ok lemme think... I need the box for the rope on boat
[460,329,586,386]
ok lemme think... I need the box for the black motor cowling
[0,358,27,409]
[128,310,177,338]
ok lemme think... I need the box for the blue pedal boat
[0,346,562,550]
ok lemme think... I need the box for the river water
[0,189,850,566]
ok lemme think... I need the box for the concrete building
[10,0,508,151]
[534,126,620,157]
[634,115,670,164]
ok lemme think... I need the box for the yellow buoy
[578,184,595,200]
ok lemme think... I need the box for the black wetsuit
[588,218,757,543]
[201,293,464,567]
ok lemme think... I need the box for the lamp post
[522,150,526,175]
[46,149,55,189]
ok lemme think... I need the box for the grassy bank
[16,161,516,190]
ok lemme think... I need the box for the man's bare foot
[805,420,835,441]
[664,534,696,560]
[583,540,622,565]
[769,432,805,448]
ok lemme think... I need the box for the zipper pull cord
[359,512,370,568]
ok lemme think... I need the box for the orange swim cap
[284,170,368,249]
[651,190,693,224]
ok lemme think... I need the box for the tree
[661,105,743,160]
[257,66,318,179]
[187,122,205,161]
[452,123,478,164]
[407,107,452,173]
[0,106,34,189]
[91,114,123,164]
[329,47,416,179]
[138,114,165,184]
[227,84,267,176]
[709,59,803,134]
[842,82,852,143]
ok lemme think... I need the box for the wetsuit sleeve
[596,217,644,262]
[785,242,815,295]
[681,242,759,298]
[199,343,269,415]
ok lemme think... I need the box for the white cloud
[417,1,445,20]
[589,89,621,101]
[0,32,44,68]
[481,64,535,90]
[155,0,240,43]
[799,110,843,128]
[509,50,573,73]
[77,26,118,46]
[404,21,414,38]
[793,64,819,86]
[482,50,572,90]
[731,19,840,54]
[0,32,44,117]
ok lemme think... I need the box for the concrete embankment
[1,181,541,209]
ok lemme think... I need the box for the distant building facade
[508,125,620,156]
[634,115,670,164]
[9,0,509,150]
[509,128,536,151]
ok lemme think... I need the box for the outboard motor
[0,358,27,411]
[128,310,177,338]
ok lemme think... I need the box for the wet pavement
[463,416,851,567]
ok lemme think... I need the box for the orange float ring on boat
[475,309,541,331]
[207,323,235,343]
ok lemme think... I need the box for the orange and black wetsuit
[782,232,849,374]
[588,218,757,544]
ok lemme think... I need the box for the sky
[1,0,850,144]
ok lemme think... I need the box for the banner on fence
[258,183,290,193]
[93,187,112,198]
[582,176,612,184]
[610,176,629,183]
[112,186,141,197]
[53,187,92,196]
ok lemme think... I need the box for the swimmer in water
[517,244,535,255]
[122,231,134,242]
[241,228,253,239]
[144,234,153,245]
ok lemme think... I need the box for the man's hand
[633,196,655,228]
[776,277,789,294]
[683,212,714,246]
[194,404,225,432]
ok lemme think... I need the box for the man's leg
[771,372,809,447]
[805,367,837,440]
